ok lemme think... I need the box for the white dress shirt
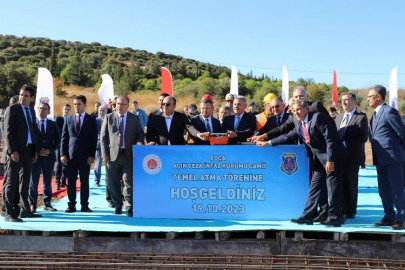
[165,111,175,145]
[21,104,33,144]
[117,111,128,149]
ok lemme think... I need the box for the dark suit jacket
[369,103,405,166]
[146,111,199,145]
[90,111,98,118]
[36,119,61,163]
[266,101,336,140]
[190,115,221,145]
[221,112,256,145]
[4,104,40,157]
[146,109,163,128]
[257,112,290,135]
[272,112,347,166]
[55,116,65,133]
[401,114,405,126]
[101,112,144,161]
[60,113,98,160]
[335,111,368,165]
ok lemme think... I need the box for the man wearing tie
[257,97,290,135]
[55,104,71,190]
[221,96,256,145]
[101,96,144,216]
[368,85,405,230]
[191,99,221,145]
[29,102,61,212]
[3,85,41,222]
[335,93,368,219]
[259,100,347,227]
[60,95,98,213]
[146,96,208,145]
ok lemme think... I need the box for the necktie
[302,122,310,144]
[25,107,35,143]
[76,114,81,134]
[372,111,377,131]
[234,116,241,130]
[277,116,280,125]
[41,120,46,141]
[119,115,124,149]
[206,118,211,133]
[340,114,350,129]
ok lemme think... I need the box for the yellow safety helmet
[263,93,277,104]
[225,93,234,101]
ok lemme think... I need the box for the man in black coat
[146,93,170,128]
[54,104,71,189]
[146,96,209,145]
[257,97,290,135]
[29,102,61,212]
[221,96,256,145]
[260,100,347,226]
[191,99,221,145]
[335,93,368,219]
[3,85,41,222]
[60,95,98,213]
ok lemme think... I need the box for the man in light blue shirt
[131,101,147,132]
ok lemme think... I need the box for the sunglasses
[162,102,171,107]
[271,105,280,109]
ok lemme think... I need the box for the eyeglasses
[162,102,171,107]
[271,105,280,109]
[38,107,48,111]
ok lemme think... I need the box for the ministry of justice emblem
[40,97,50,103]
[281,153,298,176]
[142,154,162,175]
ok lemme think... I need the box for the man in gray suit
[101,96,144,217]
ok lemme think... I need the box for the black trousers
[54,149,67,185]
[301,158,344,221]
[29,155,54,207]
[309,159,328,218]
[66,156,90,209]
[342,160,360,216]
[4,145,34,216]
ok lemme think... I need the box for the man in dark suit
[146,93,170,128]
[335,93,368,219]
[1,96,19,165]
[55,104,71,190]
[191,99,221,145]
[146,96,208,145]
[221,95,256,145]
[60,95,98,213]
[90,102,100,118]
[29,102,61,212]
[257,97,290,135]
[3,85,41,222]
[260,100,347,226]
[368,85,405,230]
[101,96,144,217]
[94,105,107,187]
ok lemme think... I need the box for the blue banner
[133,145,309,220]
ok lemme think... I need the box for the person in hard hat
[225,93,234,110]
[256,93,277,131]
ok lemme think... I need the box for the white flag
[35,67,54,119]
[230,65,238,97]
[98,74,114,106]
[282,66,289,108]
[389,67,398,110]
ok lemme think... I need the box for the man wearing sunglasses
[256,97,290,136]
[146,96,209,145]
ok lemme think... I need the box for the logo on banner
[142,154,162,175]
[40,97,50,103]
[281,154,298,176]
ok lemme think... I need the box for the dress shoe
[126,209,133,217]
[341,214,347,224]
[64,207,76,213]
[114,209,122,215]
[108,202,114,208]
[61,181,67,188]
[44,206,57,211]
[1,212,5,217]
[30,206,36,213]
[56,185,61,191]
[320,219,342,227]
[290,217,313,225]
[312,215,327,222]
[346,214,356,219]
[391,222,405,230]
[4,215,23,222]
[373,219,395,226]
[81,207,93,213]
[19,212,42,218]
[94,182,100,187]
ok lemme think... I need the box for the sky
[1,0,405,89]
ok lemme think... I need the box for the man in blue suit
[368,85,405,230]
[29,102,60,212]
[256,97,290,135]
[191,98,221,145]
[60,95,98,213]
[259,100,347,226]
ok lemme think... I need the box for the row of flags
[35,65,400,119]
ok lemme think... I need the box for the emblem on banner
[281,153,298,176]
[40,97,50,103]
[142,154,162,175]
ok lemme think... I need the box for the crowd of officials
[0,84,404,230]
